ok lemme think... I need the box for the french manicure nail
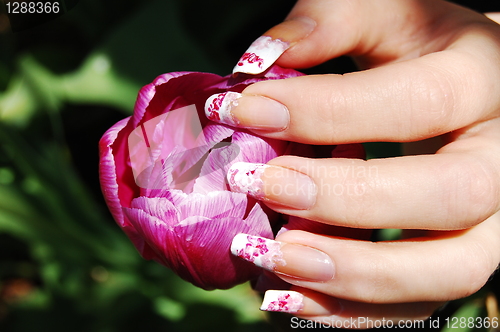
[227,162,269,199]
[232,36,289,75]
[227,162,316,210]
[204,91,241,126]
[233,17,316,75]
[205,93,289,130]
[260,290,304,313]
[231,234,334,282]
[231,233,285,271]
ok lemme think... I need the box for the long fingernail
[227,162,316,210]
[233,36,289,75]
[204,92,289,130]
[260,290,304,313]
[231,234,334,282]
[233,17,316,75]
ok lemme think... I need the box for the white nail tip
[230,233,284,271]
[260,290,304,313]
[204,92,241,125]
[227,162,268,198]
[233,36,290,75]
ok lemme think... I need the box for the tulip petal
[144,189,249,220]
[193,131,287,194]
[174,216,264,289]
[130,105,235,194]
[129,196,180,227]
[131,72,213,127]
[231,131,287,164]
[192,142,240,193]
[242,200,272,231]
[176,191,248,220]
[123,206,177,267]
[100,119,160,260]
[123,193,273,289]
[124,204,273,289]
[133,72,228,127]
[99,117,130,227]
[169,122,234,193]
[258,64,305,80]
[161,216,255,289]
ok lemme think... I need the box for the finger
[244,46,500,144]
[260,288,442,329]
[231,213,500,303]
[226,121,500,229]
[212,1,500,143]
[234,0,476,72]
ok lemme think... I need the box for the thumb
[234,0,467,74]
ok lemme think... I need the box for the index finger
[243,46,500,144]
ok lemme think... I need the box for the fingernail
[233,17,316,75]
[227,162,316,210]
[260,290,304,313]
[205,92,289,130]
[204,91,241,126]
[233,36,289,75]
[231,234,334,282]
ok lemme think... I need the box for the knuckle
[457,240,498,298]
[407,67,456,138]
[445,157,500,229]
[469,160,500,217]
[334,162,379,227]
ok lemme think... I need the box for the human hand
[205,0,500,327]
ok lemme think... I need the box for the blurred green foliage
[0,0,498,331]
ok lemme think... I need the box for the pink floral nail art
[204,91,241,126]
[260,290,304,313]
[233,36,290,75]
[227,162,268,199]
[231,233,285,271]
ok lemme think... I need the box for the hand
[214,0,500,327]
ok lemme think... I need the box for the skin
[234,0,500,327]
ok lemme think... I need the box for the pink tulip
[99,66,305,289]
[99,65,365,290]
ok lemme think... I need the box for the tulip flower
[99,64,366,290]
[99,66,305,289]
